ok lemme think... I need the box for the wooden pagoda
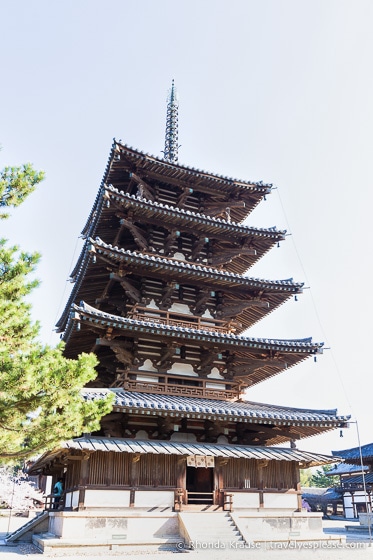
[27,87,349,549]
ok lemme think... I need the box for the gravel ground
[0,542,373,560]
[0,520,373,560]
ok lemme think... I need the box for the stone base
[231,511,346,544]
[30,508,346,553]
[33,532,181,554]
[32,509,181,553]
[358,513,373,527]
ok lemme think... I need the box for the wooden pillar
[257,460,268,508]
[215,458,228,507]
[351,491,356,518]
[175,457,186,505]
[78,452,90,511]
[154,455,161,487]
[296,482,302,512]
[105,452,114,487]
[129,453,141,507]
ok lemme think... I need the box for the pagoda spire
[163,79,179,164]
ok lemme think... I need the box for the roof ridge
[104,186,286,236]
[92,237,302,288]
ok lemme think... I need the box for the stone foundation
[232,511,345,543]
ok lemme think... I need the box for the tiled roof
[98,141,273,224]
[81,389,348,426]
[332,442,373,462]
[71,301,322,353]
[57,238,303,333]
[342,473,373,485]
[30,437,337,472]
[91,237,303,289]
[302,488,343,501]
[104,187,286,239]
[106,140,273,191]
[327,463,369,476]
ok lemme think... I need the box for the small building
[301,487,343,516]
[332,444,373,518]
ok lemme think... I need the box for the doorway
[186,467,214,504]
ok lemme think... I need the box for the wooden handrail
[128,305,238,333]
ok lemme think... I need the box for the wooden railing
[44,493,65,511]
[122,370,239,401]
[128,305,238,334]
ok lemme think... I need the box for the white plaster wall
[231,492,260,508]
[208,368,224,379]
[206,382,225,390]
[71,490,80,510]
[64,491,79,509]
[138,359,158,372]
[168,363,197,375]
[134,490,174,508]
[64,491,72,509]
[170,302,190,313]
[84,489,131,508]
[263,492,298,509]
[345,506,354,518]
[344,495,353,509]
[202,310,214,319]
[135,430,149,439]
[137,374,159,382]
[344,492,367,518]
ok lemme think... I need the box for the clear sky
[1,0,372,456]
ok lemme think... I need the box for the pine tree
[310,465,339,488]
[0,161,45,219]
[0,156,113,461]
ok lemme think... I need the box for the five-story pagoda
[30,83,348,517]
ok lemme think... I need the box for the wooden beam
[119,217,148,251]
[154,343,177,370]
[191,237,208,261]
[216,300,269,318]
[159,282,178,310]
[129,172,155,201]
[164,229,180,255]
[177,187,193,208]
[95,296,127,313]
[229,358,287,377]
[96,338,135,366]
[210,247,256,266]
[203,200,246,217]
[197,348,218,375]
[194,290,212,315]
[110,273,141,302]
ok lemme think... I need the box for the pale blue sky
[1,0,372,455]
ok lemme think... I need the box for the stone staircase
[5,511,49,543]
[178,511,245,549]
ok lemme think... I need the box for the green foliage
[0,156,113,461]
[300,468,313,487]
[0,163,45,219]
[310,464,339,488]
